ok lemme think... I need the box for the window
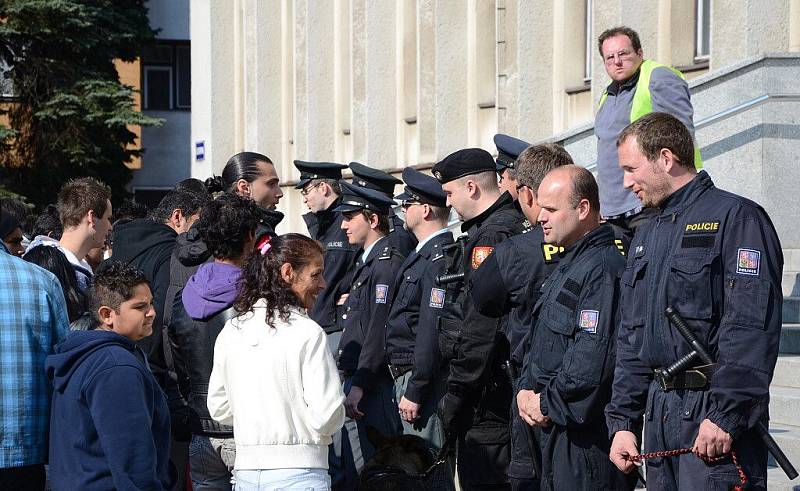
[584,0,593,81]
[695,0,711,60]
[141,42,191,110]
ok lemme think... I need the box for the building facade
[188,0,800,234]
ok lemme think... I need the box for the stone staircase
[767,255,800,489]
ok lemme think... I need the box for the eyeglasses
[603,49,636,64]
[400,201,423,210]
[300,182,321,196]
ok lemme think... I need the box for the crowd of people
[0,26,786,491]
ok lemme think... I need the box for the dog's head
[356,426,436,490]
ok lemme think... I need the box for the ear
[420,203,432,221]
[365,425,389,449]
[280,262,293,284]
[87,209,96,227]
[97,306,115,328]
[368,212,380,230]
[169,208,184,227]
[576,197,592,220]
[661,148,680,174]
[236,179,251,197]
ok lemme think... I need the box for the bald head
[537,165,601,247]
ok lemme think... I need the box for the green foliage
[0,0,163,208]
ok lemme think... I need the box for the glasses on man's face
[300,182,321,196]
[401,201,422,210]
[604,49,635,65]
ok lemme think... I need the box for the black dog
[357,426,451,491]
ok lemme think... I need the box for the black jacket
[337,236,406,389]
[385,231,453,404]
[103,219,177,387]
[305,199,359,332]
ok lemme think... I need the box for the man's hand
[693,419,732,460]
[609,430,641,474]
[398,396,421,422]
[516,390,551,427]
[344,385,365,419]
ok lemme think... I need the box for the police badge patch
[736,248,761,276]
[375,284,389,303]
[429,288,445,309]
[579,310,599,334]
[471,246,494,269]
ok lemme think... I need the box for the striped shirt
[0,247,70,467]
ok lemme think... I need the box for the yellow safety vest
[599,59,703,169]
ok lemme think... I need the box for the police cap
[494,134,530,171]
[431,148,496,184]
[293,160,348,189]
[349,162,402,196]
[334,181,396,215]
[395,168,447,208]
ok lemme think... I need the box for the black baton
[665,307,798,480]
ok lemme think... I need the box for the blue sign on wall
[195,141,205,161]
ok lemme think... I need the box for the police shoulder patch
[375,284,389,303]
[471,246,494,269]
[429,288,445,308]
[579,310,599,334]
[736,248,761,276]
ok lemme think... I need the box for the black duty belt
[655,363,718,391]
[388,364,413,380]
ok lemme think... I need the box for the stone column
[190,0,238,177]
[364,0,399,168]
[435,0,469,158]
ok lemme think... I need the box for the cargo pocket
[721,274,770,330]
[621,259,648,327]
[460,424,511,487]
[666,253,716,320]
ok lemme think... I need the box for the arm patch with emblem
[471,246,494,269]
[429,288,445,308]
[375,284,389,303]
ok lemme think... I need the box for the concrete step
[785,298,800,324]
[767,464,800,490]
[781,325,800,354]
[783,272,799,297]
[773,355,800,388]
[770,386,800,427]
[769,423,800,471]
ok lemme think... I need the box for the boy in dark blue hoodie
[46,263,175,491]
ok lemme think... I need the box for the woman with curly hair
[207,233,345,490]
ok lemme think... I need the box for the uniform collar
[461,191,515,232]
[659,171,714,216]
[361,235,388,264]
[304,196,343,234]
[559,223,615,265]
[415,227,450,254]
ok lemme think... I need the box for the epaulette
[378,245,392,260]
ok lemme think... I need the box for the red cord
[624,448,747,490]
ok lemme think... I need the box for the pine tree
[0,0,162,206]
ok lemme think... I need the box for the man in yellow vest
[595,26,699,236]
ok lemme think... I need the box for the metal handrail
[583,92,800,170]
[694,93,800,129]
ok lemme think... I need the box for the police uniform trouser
[338,375,402,490]
[508,378,540,491]
[538,423,635,491]
[644,381,767,490]
[456,369,512,490]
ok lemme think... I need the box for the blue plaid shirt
[0,246,70,467]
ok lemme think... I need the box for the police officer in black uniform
[294,161,358,346]
[470,142,575,490]
[349,162,418,256]
[334,181,406,489]
[516,165,634,490]
[433,148,524,490]
[606,113,783,490]
[385,168,454,460]
[495,134,534,232]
